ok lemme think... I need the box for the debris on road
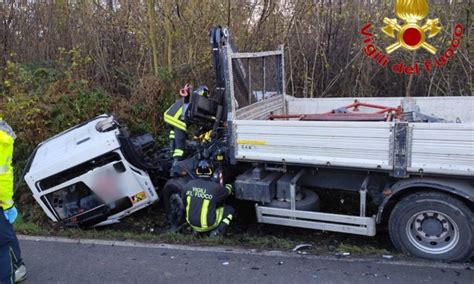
[335,252,351,257]
[361,272,379,277]
[277,261,284,265]
[382,255,394,259]
[222,261,229,265]
[292,244,312,252]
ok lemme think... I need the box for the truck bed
[232,96,474,177]
[233,120,474,176]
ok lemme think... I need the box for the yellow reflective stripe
[222,218,230,225]
[190,224,208,232]
[188,207,223,232]
[200,199,210,228]
[164,116,187,131]
[227,214,233,221]
[169,130,175,138]
[173,149,184,157]
[185,196,191,223]
[215,207,224,226]
[174,107,183,119]
[225,184,232,195]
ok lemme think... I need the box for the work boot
[209,224,227,238]
[15,264,27,283]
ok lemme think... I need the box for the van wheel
[163,177,190,226]
[389,191,473,262]
[269,189,320,211]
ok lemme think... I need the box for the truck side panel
[234,120,393,170]
[409,123,474,176]
[234,120,474,177]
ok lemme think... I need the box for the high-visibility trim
[173,149,184,157]
[164,115,187,132]
[164,103,187,131]
[190,224,210,232]
[169,130,175,139]
[185,196,191,223]
[189,207,223,233]
[225,184,232,195]
[0,164,8,174]
[222,218,230,225]
[174,107,183,119]
[215,207,224,225]
[200,199,210,228]
[227,214,233,221]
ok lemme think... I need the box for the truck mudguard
[376,177,474,223]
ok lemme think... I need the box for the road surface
[18,236,473,284]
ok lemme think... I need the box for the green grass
[13,212,394,257]
[13,214,45,235]
[337,243,389,255]
[13,213,296,251]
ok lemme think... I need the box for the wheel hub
[419,215,445,237]
[407,210,459,254]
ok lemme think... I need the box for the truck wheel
[163,177,190,225]
[269,189,320,211]
[389,191,473,262]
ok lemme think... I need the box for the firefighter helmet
[195,160,213,177]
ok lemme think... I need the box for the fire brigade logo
[381,0,442,54]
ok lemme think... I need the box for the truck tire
[389,191,473,262]
[268,189,320,211]
[162,177,190,218]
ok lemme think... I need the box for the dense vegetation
[0,1,472,225]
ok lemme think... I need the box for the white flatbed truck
[221,39,474,261]
[23,27,474,262]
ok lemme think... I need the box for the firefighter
[164,85,210,165]
[182,160,234,237]
[0,118,26,284]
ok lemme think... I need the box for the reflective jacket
[0,120,16,210]
[164,98,187,132]
[182,178,232,232]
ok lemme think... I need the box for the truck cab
[24,115,165,227]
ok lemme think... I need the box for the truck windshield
[45,182,104,220]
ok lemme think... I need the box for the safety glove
[4,205,18,224]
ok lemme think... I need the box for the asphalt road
[18,236,473,284]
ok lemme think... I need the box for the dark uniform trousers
[182,179,234,232]
[0,208,22,284]
[164,99,187,159]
